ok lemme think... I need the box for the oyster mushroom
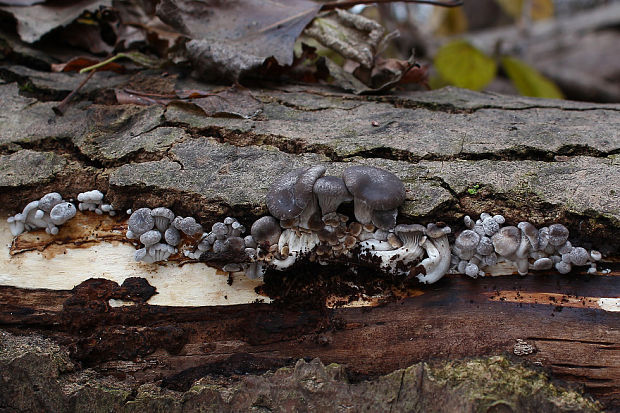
[251,216,281,246]
[342,165,405,226]
[415,225,452,284]
[266,165,326,228]
[313,176,352,215]
[360,224,427,274]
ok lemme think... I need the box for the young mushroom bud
[342,165,405,225]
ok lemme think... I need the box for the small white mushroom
[140,230,162,247]
[164,226,181,246]
[49,202,76,226]
[416,230,451,284]
[173,216,203,236]
[151,207,175,232]
[128,208,154,237]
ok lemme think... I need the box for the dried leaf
[324,53,417,95]
[0,0,111,43]
[51,57,125,73]
[178,87,263,119]
[156,0,321,81]
[434,40,496,91]
[501,56,563,99]
[305,9,387,69]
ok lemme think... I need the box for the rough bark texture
[0,64,619,411]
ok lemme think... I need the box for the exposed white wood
[0,217,269,306]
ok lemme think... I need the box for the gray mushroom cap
[569,247,590,266]
[371,208,398,230]
[455,230,480,251]
[164,226,181,246]
[342,165,406,224]
[140,230,162,247]
[251,216,282,246]
[151,207,175,231]
[491,226,521,257]
[128,208,154,236]
[548,224,569,246]
[49,202,76,225]
[266,166,326,220]
[173,216,203,235]
[313,176,352,215]
[426,223,451,239]
[39,193,63,212]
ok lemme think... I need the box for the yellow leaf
[434,40,497,91]
[433,7,468,36]
[501,56,563,99]
[495,0,554,21]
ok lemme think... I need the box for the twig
[52,71,95,116]
[320,0,463,11]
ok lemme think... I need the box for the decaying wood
[0,71,618,410]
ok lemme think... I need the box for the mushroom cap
[140,230,162,246]
[532,257,553,271]
[476,236,494,256]
[151,207,175,221]
[426,223,451,239]
[49,202,76,225]
[394,224,426,246]
[77,190,104,203]
[548,224,569,246]
[491,226,521,257]
[342,165,405,211]
[569,247,590,266]
[173,216,203,235]
[313,176,352,214]
[371,208,398,230]
[128,208,154,236]
[251,216,282,245]
[164,226,181,246]
[482,217,499,236]
[455,230,480,251]
[38,193,63,212]
[266,166,326,220]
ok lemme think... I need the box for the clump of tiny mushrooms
[7,167,605,283]
[6,190,115,236]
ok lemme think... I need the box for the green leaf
[434,40,497,91]
[501,56,563,99]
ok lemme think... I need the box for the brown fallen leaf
[156,0,321,81]
[51,56,125,73]
[0,0,111,43]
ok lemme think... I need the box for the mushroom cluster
[77,190,116,216]
[250,164,456,282]
[127,207,202,263]
[451,212,602,277]
[7,192,76,236]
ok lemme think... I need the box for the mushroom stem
[416,234,451,284]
